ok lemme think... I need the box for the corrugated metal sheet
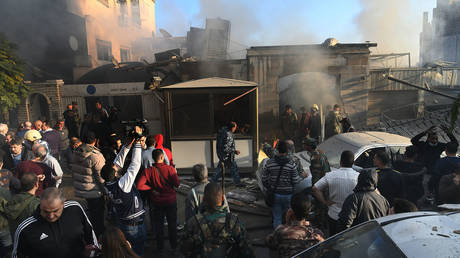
[370,68,460,91]
[365,108,460,143]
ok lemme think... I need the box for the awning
[160,77,257,89]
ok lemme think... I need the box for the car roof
[378,212,460,258]
[329,131,412,148]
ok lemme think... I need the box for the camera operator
[101,125,146,257]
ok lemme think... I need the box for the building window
[118,2,129,27]
[120,48,130,62]
[97,0,109,7]
[96,39,112,61]
[131,0,141,27]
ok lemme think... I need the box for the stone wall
[16,80,64,124]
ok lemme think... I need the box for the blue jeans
[119,221,146,257]
[272,193,292,229]
[212,160,240,184]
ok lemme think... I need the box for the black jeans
[152,202,177,250]
[328,216,339,236]
[86,197,105,237]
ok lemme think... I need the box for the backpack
[194,212,237,257]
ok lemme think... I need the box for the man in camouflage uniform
[180,182,255,258]
[325,104,342,140]
[266,194,324,258]
[303,138,330,185]
[211,122,242,187]
[280,105,298,140]
[286,140,306,178]
[303,138,330,232]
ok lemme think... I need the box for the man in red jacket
[137,149,180,253]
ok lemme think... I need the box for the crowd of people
[259,120,460,257]
[0,102,258,258]
[0,99,456,258]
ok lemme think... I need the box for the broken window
[96,39,112,61]
[120,48,130,62]
[354,147,386,169]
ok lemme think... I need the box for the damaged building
[420,0,460,66]
[152,18,231,61]
[0,0,156,83]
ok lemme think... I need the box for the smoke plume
[156,0,435,64]
[355,0,418,66]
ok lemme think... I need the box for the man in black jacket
[2,138,30,172]
[212,121,242,186]
[374,151,406,206]
[411,125,457,194]
[392,145,426,205]
[338,170,390,231]
[12,187,98,258]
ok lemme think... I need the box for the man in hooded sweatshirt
[338,170,390,231]
[154,134,173,166]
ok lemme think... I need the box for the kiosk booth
[160,77,259,174]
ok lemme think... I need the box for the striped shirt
[314,167,359,220]
[262,156,303,195]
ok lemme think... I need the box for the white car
[295,131,412,173]
[257,132,411,194]
[293,211,460,258]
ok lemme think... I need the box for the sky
[155,0,437,63]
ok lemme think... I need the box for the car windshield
[318,137,360,168]
[294,221,406,258]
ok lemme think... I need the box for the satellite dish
[159,28,172,38]
[69,36,78,51]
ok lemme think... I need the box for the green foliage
[0,33,29,114]
[450,94,460,132]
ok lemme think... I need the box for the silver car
[293,211,460,258]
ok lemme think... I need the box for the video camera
[121,119,148,141]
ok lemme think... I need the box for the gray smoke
[355,0,437,66]
[195,0,319,58]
